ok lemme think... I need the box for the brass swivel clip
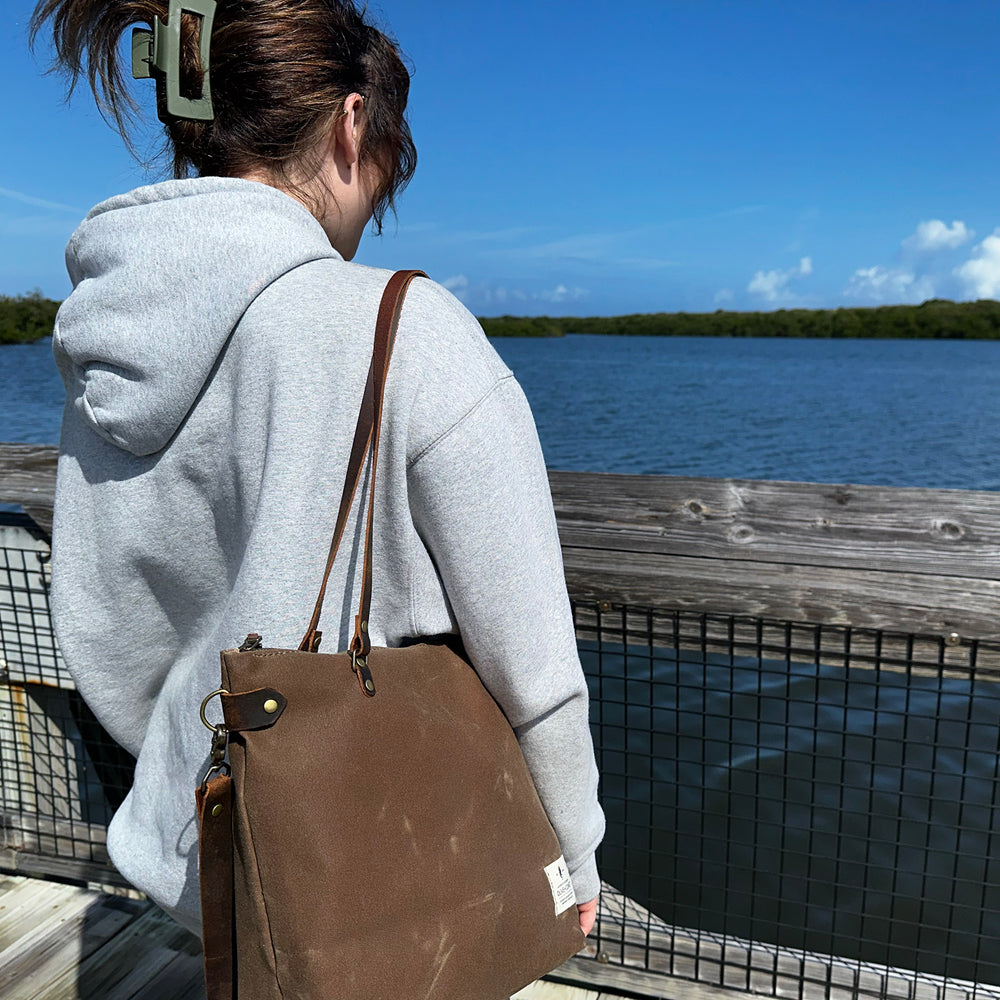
[199,687,231,791]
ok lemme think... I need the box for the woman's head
[31,0,416,234]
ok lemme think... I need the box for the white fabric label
[544,855,576,916]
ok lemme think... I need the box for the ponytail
[30,0,168,151]
[30,0,416,231]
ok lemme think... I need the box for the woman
[33,0,603,961]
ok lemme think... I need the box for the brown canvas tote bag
[197,270,586,1000]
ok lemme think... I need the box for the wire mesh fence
[0,514,134,885]
[577,603,1000,1000]
[4,511,1000,1000]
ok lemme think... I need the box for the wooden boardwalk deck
[0,874,633,1000]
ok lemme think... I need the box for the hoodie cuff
[569,853,601,906]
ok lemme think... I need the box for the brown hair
[30,0,416,231]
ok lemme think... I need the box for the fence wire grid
[3,513,1000,1000]
[577,603,1000,1000]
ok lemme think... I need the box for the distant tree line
[479,299,1000,339]
[6,292,1000,344]
[0,291,60,344]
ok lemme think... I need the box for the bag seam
[241,736,286,998]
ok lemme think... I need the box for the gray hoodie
[51,176,603,934]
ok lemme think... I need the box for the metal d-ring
[200,687,229,730]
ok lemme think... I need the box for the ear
[334,93,365,167]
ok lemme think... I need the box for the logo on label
[544,855,576,916]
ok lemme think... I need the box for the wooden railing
[10,441,999,653]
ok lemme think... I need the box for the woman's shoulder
[396,274,509,379]
[254,259,508,380]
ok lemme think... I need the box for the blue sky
[4,0,1000,315]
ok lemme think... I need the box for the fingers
[577,897,598,936]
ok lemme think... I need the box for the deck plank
[4,895,143,1000]
[0,881,94,968]
[40,904,200,1000]
[0,876,204,1000]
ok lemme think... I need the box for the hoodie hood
[54,177,339,456]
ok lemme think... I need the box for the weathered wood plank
[1,893,143,1000]
[0,882,95,987]
[572,605,1000,679]
[0,443,57,505]
[0,847,126,887]
[3,444,1000,649]
[6,445,1000,576]
[124,949,206,1000]
[0,876,81,951]
[44,903,200,1000]
[550,471,1000,578]
[514,982,601,1000]
[562,547,1000,642]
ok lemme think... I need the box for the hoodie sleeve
[407,374,605,904]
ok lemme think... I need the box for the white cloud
[441,274,469,301]
[480,286,526,306]
[955,230,1000,299]
[747,257,812,302]
[538,284,588,303]
[714,288,734,304]
[0,186,83,214]
[845,265,935,303]
[902,219,974,253]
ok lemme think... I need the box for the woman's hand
[577,897,598,936]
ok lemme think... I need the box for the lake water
[493,334,1000,489]
[6,333,1000,983]
[7,333,1000,489]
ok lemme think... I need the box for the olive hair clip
[132,0,217,123]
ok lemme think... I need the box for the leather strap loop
[299,270,426,653]
[221,688,288,731]
[197,773,235,1000]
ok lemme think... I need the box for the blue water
[3,338,65,445]
[7,334,1000,489]
[492,334,1000,489]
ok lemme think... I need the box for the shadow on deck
[0,874,632,1000]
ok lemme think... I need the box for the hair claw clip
[131,0,217,123]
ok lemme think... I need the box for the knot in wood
[935,520,964,540]
[729,524,755,544]
[685,499,706,516]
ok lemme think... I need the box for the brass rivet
[263,698,279,714]
[360,620,368,633]
[356,656,366,669]
[945,632,962,647]
[211,804,223,818]
[364,679,375,694]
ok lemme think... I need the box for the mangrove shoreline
[4,292,1000,344]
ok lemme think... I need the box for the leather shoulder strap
[298,269,426,653]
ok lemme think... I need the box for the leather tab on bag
[197,773,235,1000]
[221,688,288,731]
